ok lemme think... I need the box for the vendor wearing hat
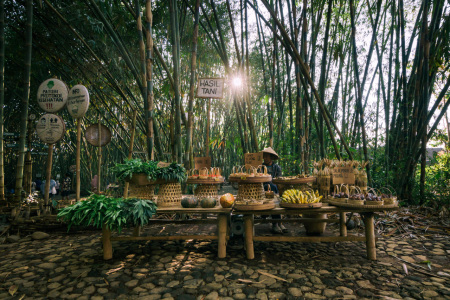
[262,147,282,193]
[262,147,287,234]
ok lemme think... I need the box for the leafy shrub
[57,194,157,232]
[413,150,450,207]
[111,159,158,181]
[112,159,186,182]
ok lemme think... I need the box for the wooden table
[237,204,398,260]
[102,207,231,260]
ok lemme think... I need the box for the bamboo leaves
[57,194,157,233]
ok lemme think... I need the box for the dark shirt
[263,162,282,179]
[62,177,72,191]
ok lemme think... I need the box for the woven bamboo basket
[128,184,155,200]
[157,182,182,207]
[237,183,265,201]
[194,184,219,198]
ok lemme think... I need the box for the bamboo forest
[1,1,450,299]
[1,0,449,208]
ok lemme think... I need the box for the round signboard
[67,85,90,118]
[36,114,65,144]
[37,79,68,113]
[85,123,112,147]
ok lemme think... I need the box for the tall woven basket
[128,184,155,200]
[237,183,265,201]
[157,182,182,207]
[194,185,219,198]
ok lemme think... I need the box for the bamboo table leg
[133,226,141,237]
[102,224,113,260]
[340,212,347,237]
[362,213,376,260]
[244,214,254,259]
[217,214,228,258]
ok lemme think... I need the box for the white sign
[37,79,68,112]
[36,114,65,144]
[67,85,90,118]
[196,78,224,99]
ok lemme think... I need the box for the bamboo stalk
[123,111,137,198]
[76,118,81,201]
[97,121,101,193]
[0,0,4,201]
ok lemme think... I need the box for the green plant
[112,159,186,183]
[111,159,158,181]
[57,194,157,232]
[155,162,187,182]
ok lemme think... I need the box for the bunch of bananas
[281,189,322,204]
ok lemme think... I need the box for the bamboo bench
[238,205,398,260]
[102,207,231,260]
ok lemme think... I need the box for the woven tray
[186,177,224,185]
[327,200,398,209]
[273,177,316,185]
[228,176,272,183]
[234,201,276,211]
[279,202,322,209]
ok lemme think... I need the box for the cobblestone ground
[0,217,449,300]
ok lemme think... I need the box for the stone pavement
[0,218,449,300]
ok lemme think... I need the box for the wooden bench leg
[244,215,254,259]
[217,214,227,258]
[133,226,141,237]
[340,212,347,237]
[362,213,376,260]
[102,224,113,260]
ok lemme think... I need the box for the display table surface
[238,204,398,260]
[186,177,224,184]
[102,207,231,260]
[101,201,398,261]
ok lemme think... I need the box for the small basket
[348,186,365,205]
[244,165,256,177]
[188,169,199,179]
[380,186,397,205]
[331,184,349,203]
[265,184,275,199]
[364,187,383,206]
[256,165,270,177]
[199,167,209,180]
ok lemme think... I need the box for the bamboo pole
[206,98,210,157]
[76,118,81,201]
[0,0,4,201]
[97,121,101,193]
[44,144,54,214]
[123,111,137,198]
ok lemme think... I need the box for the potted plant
[112,159,187,185]
[57,194,157,232]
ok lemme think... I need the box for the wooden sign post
[36,114,66,213]
[244,152,263,168]
[332,167,355,185]
[196,78,225,99]
[85,123,111,194]
[67,85,90,201]
[194,157,211,170]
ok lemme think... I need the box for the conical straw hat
[261,147,279,160]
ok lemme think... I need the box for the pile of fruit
[331,191,349,199]
[365,192,382,202]
[349,193,364,200]
[281,189,322,204]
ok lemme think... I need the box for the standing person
[62,173,72,201]
[91,175,98,193]
[35,177,42,192]
[50,178,57,209]
[261,147,287,234]
[55,179,60,195]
